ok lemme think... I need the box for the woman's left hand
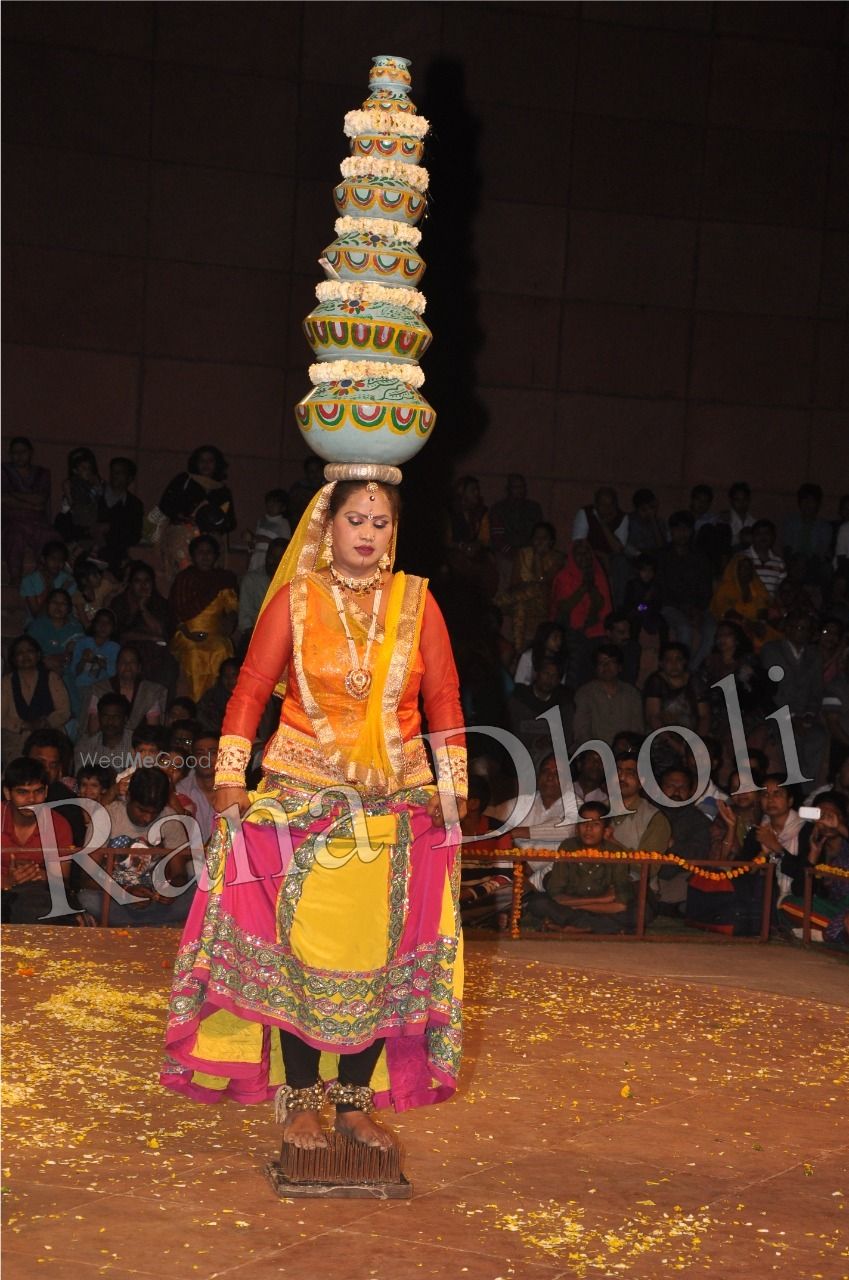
[426,793,467,827]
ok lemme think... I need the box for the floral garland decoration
[340,156,429,192]
[343,109,429,139]
[315,280,426,315]
[813,864,849,880]
[308,361,424,389]
[334,216,422,247]
[471,848,770,884]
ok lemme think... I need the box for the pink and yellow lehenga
[161,485,467,1113]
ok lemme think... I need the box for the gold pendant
[345,668,372,699]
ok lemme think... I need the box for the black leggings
[280,1030,384,1111]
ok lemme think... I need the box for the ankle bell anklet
[274,1081,326,1123]
[326,1082,374,1113]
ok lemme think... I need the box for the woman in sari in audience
[710,554,779,651]
[169,536,238,702]
[549,539,612,687]
[1,636,71,763]
[504,521,563,655]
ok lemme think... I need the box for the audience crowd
[2,439,848,950]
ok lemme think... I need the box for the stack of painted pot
[295,55,435,480]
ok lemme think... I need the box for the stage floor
[2,928,847,1280]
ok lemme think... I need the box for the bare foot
[283,1109,328,1149]
[334,1110,394,1149]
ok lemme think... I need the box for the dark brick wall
[3,1,847,536]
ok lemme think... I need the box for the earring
[379,552,391,572]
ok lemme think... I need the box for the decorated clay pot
[295,376,436,466]
[333,177,426,224]
[304,299,431,363]
[321,231,425,287]
[368,55,412,91]
[351,133,424,164]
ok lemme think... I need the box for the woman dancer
[161,479,467,1150]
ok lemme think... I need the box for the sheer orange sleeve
[419,592,467,800]
[214,585,292,787]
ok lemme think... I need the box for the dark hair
[88,609,116,638]
[614,749,640,764]
[763,772,800,807]
[668,510,695,531]
[9,435,33,452]
[691,484,713,502]
[169,720,199,751]
[97,692,131,717]
[813,791,848,821]
[578,800,610,821]
[660,764,694,786]
[127,560,155,584]
[187,445,228,481]
[595,643,624,666]
[168,697,197,719]
[192,727,220,748]
[42,539,68,561]
[76,763,116,790]
[751,518,776,537]
[635,554,656,572]
[632,488,656,509]
[46,588,73,612]
[594,486,618,506]
[729,482,751,501]
[612,730,644,754]
[74,557,103,587]
[23,727,72,767]
[117,643,142,665]
[714,619,752,658]
[328,480,401,521]
[530,622,565,677]
[8,634,43,666]
[189,534,220,560]
[127,766,170,812]
[3,757,48,790]
[797,483,823,505]
[660,640,691,663]
[68,447,97,474]
[265,487,288,508]
[747,748,770,775]
[531,520,556,546]
[467,774,492,812]
[131,724,169,752]
[110,456,137,482]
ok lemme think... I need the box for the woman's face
[196,450,217,477]
[763,780,791,818]
[192,541,217,572]
[129,570,153,602]
[47,593,70,623]
[328,488,393,579]
[13,640,39,671]
[10,441,31,468]
[93,614,113,643]
[661,647,687,678]
[545,629,563,654]
[532,526,553,553]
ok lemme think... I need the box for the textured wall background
[3,1,848,543]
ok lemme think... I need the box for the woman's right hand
[213,786,251,816]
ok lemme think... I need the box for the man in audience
[783,483,833,591]
[74,692,134,772]
[97,456,143,573]
[656,511,715,669]
[654,765,713,916]
[488,474,543,557]
[23,728,86,846]
[746,519,786,597]
[507,658,573,761]
[238,537,288,639]
[719,482,756,550]
[84,643,167,734]
[176,728,219,842]
[197,658,239,735]
[627,489,667,554]
[1,757,79,924]
[572,644,644,748]
[610,752,671,855]
[760,613,828,785]
[20,540,75,617]
[459,776,515,930]
[526,801,634,934]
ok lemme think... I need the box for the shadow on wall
[398,56,487,581]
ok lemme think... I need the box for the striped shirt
[745,546,786,597]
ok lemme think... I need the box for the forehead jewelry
[366,481,378,501]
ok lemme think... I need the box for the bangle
[214,734,251,788]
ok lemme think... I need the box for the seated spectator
[489,474,544,559]
[612,730,645,759]
[655,511,715,669]
[96,456,143,573]
[24,727,87,847]
[654,766,713,916]
[20,540,75,617]
[444,475,495,594]
[154,748,195,819]
[778,793,849,947]
[74,692,134,773]
[823,648,849,775]
[507,659,573,761]
[72,557,118,628]
[694,735,730,821]
[1,636,71,764]
[1,757,83,925]
[2,436,56,586]
[110,561,175,692]
[690,484,730,575]
[513,621,566,686]
[509,754,573,891]
[176,729,219,842]
[459,776,515,930]
[623,555,666,686]
[246,488,291,572]
[526,801,635,934]
[572,644,644,748]
[69,609,120,720]
[166,697,197,727]
[746,520,786,598]
[54,447,103,553]
[626,489,667,555]
[644,642,711,742]
[760,613,828,786]
[129,724,170,771]
[77,766,195,927]
[571,486,629,607]
[25,588,83,678]
[503,521,563,656]
[84,644,167,736]
[168,718,199,763]
[609,752,672,856]
[76,763,116,806]
[783,483,832,592]
[756,775,804,899]
[775,554,822,619]
[196,658,239,736]
[686,772,766,936]
[701,622,770,750]
[710,554,779,651]
[157,445,236,585]
[718,482,756,551]
[169,535,238,701]
[593,611,641,687]
[238,537,288,639]
[550,540,613,686]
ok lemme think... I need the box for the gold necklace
[330,582,383,699]
[328,561,383,594]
